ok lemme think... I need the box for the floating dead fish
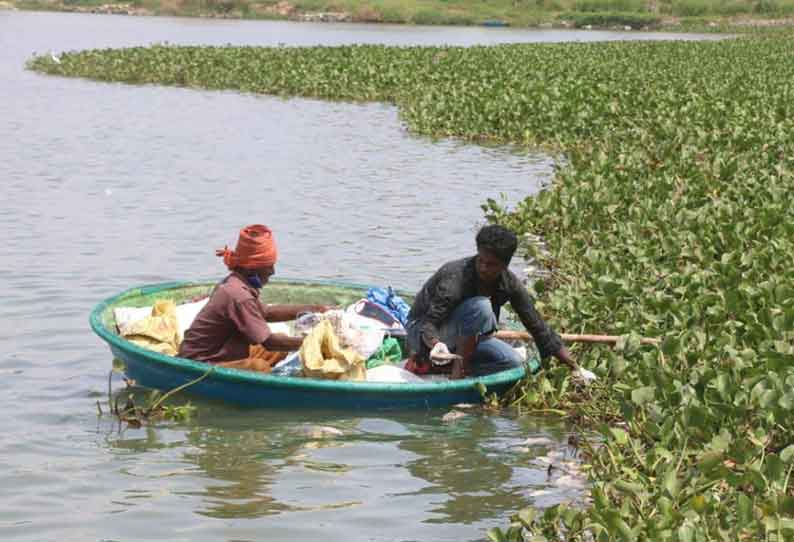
[302,425,344,438]
[554,474,587,489]
[521,436,557,447]
[302,460,350,473]
[442,410,468,423]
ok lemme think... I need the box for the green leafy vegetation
[11,0,794,30]
[558,10,663,27]
[30,34,794,539]
[100,365,210,426]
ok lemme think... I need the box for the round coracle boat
[89,278,530,409]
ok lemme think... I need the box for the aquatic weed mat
[31,35,794,539]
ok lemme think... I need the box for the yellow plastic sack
[300,320,366,381]
[120,299,181,356]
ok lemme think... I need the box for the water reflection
[399,413,568,525]
[103,404,580,528]
[402,416,523,524]
[182,425,295,518]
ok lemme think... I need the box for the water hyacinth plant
[29,34,794,539]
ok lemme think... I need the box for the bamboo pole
[494,329,661,346]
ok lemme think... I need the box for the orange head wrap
[216,224,278,270]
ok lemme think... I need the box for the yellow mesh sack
[299,320,365,381]
[120,299,181,356]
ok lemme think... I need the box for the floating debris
[98,368,210,427]
[301,425,344,439]
[301,460,351,473]
[520,436,557,447]
[442,410,468,423]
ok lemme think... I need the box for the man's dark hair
[476,224,518,265]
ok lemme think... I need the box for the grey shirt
[407,256,563,359]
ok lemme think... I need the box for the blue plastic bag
[366,286,411,326]
[271,351,302,377]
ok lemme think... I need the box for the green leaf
[661,336,680,357]
[691,494,707,513]
[779,392,794,410]
[610,427,629,446]
[677,523,694,542]
[781,445,794,463]
[709,430,733,452]
[779,496,794,516]
[698,450,724,472]
[737,493,754,524]
[631,386,655,406]
[714,373,732,399]
[743,468,767,492]
[765,454,785,483]
[759,389,778,408]
[614,479,644,497]
[604,510,634,541]
[663,468,681,499]
[486,527,506,542]
[516,508,537,529]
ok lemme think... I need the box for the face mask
[246,274,263,289]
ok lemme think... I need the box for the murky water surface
[0,12,718,540]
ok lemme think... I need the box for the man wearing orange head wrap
[179,225,331,372]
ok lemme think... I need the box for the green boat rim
[89,278,527,394]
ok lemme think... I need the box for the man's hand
[430,342,453,364]
[264,333,304,351]
[573,367,598,383]
[557,345,598,383]
[555,345,577,369]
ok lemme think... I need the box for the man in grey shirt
[407,225,576,379]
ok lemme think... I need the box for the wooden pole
[494,329,660,346]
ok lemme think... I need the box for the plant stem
[145,367,215,414]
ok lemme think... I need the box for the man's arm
[508,281,568,363]
[555,345,577,370]
[263,304,333,322]
[261,304,334,349]
[419,279,457,353]
[263,333,304,351]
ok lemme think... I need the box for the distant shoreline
[6,0,794,33]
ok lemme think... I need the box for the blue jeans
[407,296,523,377]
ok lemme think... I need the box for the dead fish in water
[301,425,344,438]
[442,410,468,423]
[521,436,557,447]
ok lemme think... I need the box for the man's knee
[460,296,493,316]
[469,337,523,376]
[457,296,496,336]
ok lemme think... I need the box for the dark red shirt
[178,273,272,363]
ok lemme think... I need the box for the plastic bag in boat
[300,320,366,381]
[366,365,424,383]
[119,299,181,356]
[366,337,403,369]
[271,351,302,377]
[350,299,402,329]
[366,286,411,326]
[339,306,386,359]
[114,297,209,341]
